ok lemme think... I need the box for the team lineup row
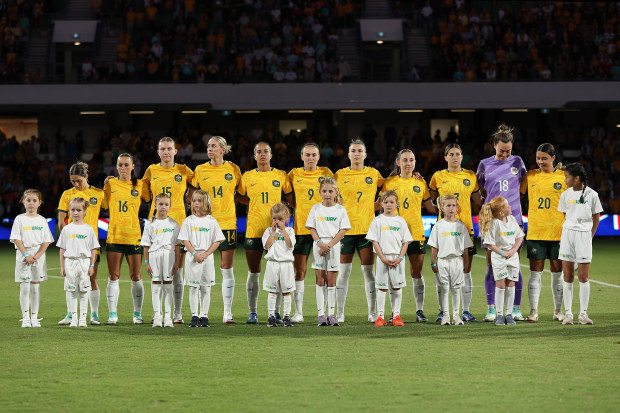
[12,125,603,328]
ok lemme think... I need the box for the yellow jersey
[288,166,334,235]
[335,167,384,235]
[238,168,292,238]
[381,175,430,241]
[58,186,107,238]
[143,163,193,226]
[104,178,151,244]
[520,169,567,241]
[191,161,242,230]
[429,169,479,234]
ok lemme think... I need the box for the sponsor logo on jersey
[413,186,421,193]
[272,180,280,187]
[90,197,98,205]
[568,200,588,205]
[316,217,338,222]
[499,231,516,236]
[175,174,182,182]
[154,228,175,234]
[463,179,471,186]
[23,226,44,231]
[511,167,518,175]
[191,227,211,232]
[554,182,562,190]
[225,173,233,181]
[69,234,88,239]
[131,189,139,197]
[441,231,462,237]
[365,177,373,184]
[380,226,401,231]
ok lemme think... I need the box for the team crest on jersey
[174,174,182,182]
[554,182,562,190]
[272,180,280,187]
[413,186,421,193]
[89,197,98,205]
[463,179,471,186]
[131,189,139,197]
[511,167,518,175]
[365,177,373,184]
[225,173,233,181]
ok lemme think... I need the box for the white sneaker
[562,313,574,325]
[578,312,593,325]
[337,313,345,323]
[30,318,41,328]
[453,316,464,325]
[58,315,72,325]
[163,317,174,328]
[106,313,119,325]
[21,318,32,328]
[553,310,565,322]
[368,313,378,323]
[526,310,539,322]
[222,313,235,324]
[70,319,79,327]
[152,316,163,328]
[78,317,87,327]
[291,313,304,323]
[440,315,451,326]
[173,314,184,324]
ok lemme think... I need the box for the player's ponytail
[491,123,514,145]
[388,149,414,178]
[565,163,588,203]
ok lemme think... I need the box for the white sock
[376,289,386,317]
[563,282,573,315]
[199,285,211,317]
[389,288,396,312]
[336,263,352,317]
[275,291,282,314]
[106,279,119,314]
[19,283,30,320]
[79,290,88,320]
[188,286,200,317]
[221,268,235,316]
[29,283,40,320]
[163,284,173,318]
[505,286,515,315]
[294,280,305,315]
[495,287,505,316]
[70,291,79,318]
[551,271,564,311]
[327,286,336,316]
[267,293,277,316]
[413,277,425,311]
[440,286,449,318]
[173,267,184,316]
[361,264,376,315]
[579,281,590,314]
[392,288,403,316]
[451,288,461,318]
[89,289,100,316]
[151,283,162,317]
[461,272,472,311]
[528,270,542,311]
[323,285,328,311]
[283,294,292,317]
[246,272,260,313]
[65,291,72,315]
[315,285,325,317]
[131,280,144,313]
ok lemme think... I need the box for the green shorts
[293,234,313,255]
[340,234,372,255]
[219,230,237,251]
[526,239,560,260]
[244,237,264,251]
[407,240,427,255]
[105,243,143,255]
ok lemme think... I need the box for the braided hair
[564,163,588,203]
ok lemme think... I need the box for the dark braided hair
[565,163,587,203]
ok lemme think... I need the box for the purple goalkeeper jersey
[476,155,527,225]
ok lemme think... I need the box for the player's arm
[372,240,390,265]
[143,246,153,277]
[422,197,437,214]
[328,228,347,248]
[284,192,294,207]
[33,242,51,261]
[59,248,67,278]
[88,248,96,276]
[430,246,438,273]
[591,213,600,239]
[280,225,293,248]
[471,191,483,214]
[58,210,68,231]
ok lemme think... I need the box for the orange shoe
[392,315,404,326]
[374,316,387,327]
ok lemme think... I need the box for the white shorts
[184,251,215,287]
[64,257,92,292]
[491,253,520,281]
[14,248,47,283]
[311,238,341,272]
[559,229,592,264]
[263,261,296,293]
[375,254,407,289]
[435,256,464,289]
[149,248,176,282]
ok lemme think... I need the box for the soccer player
[381,149,437,322]
[142,137,194,324]
[335,138,385,323]
[520,143,568,322]
[57,161,107,325]
[476,125,527,322]
[104,153,151,325]
[288,143,333,323]
[558,163,603,325]
[429,143,482,322]
[237,142,293,324]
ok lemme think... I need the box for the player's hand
[88,267,95,277]
[277,221,286,230]
[195,253,205,263]
[271,223,278,234]
[381,257,391,266]
[104,175,114,185]
[393,257,403,266]
[61,268,66,278]
[503,250,514,259]
[171,264,179,276]
[414,172,424,180]
[146,263,153,277]
[431,265,438,274]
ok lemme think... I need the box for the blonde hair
[21,189,43,211]
[437,194,460,215]
[379,190,398,213]
[211,136,232,155]
[191,190,212,216]
[151,192,171,222]
[478,196,508,239]
[270,202,291,221]
[158,136,175,146]
[348,138,366,152]
[319,177,342,205]
[69,196,90,211]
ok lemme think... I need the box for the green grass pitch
[1,239,619,412]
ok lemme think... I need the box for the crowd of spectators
[1,121,619,222]
[82,0,361,83]
[422,1,620,81]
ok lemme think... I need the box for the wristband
[192,251,198,256]
[144,259,149,263]
[431,263,437,268]
[23,252,29,257]
[500,250,504,256]
[89,264,95,267]
[397,255,405,260]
